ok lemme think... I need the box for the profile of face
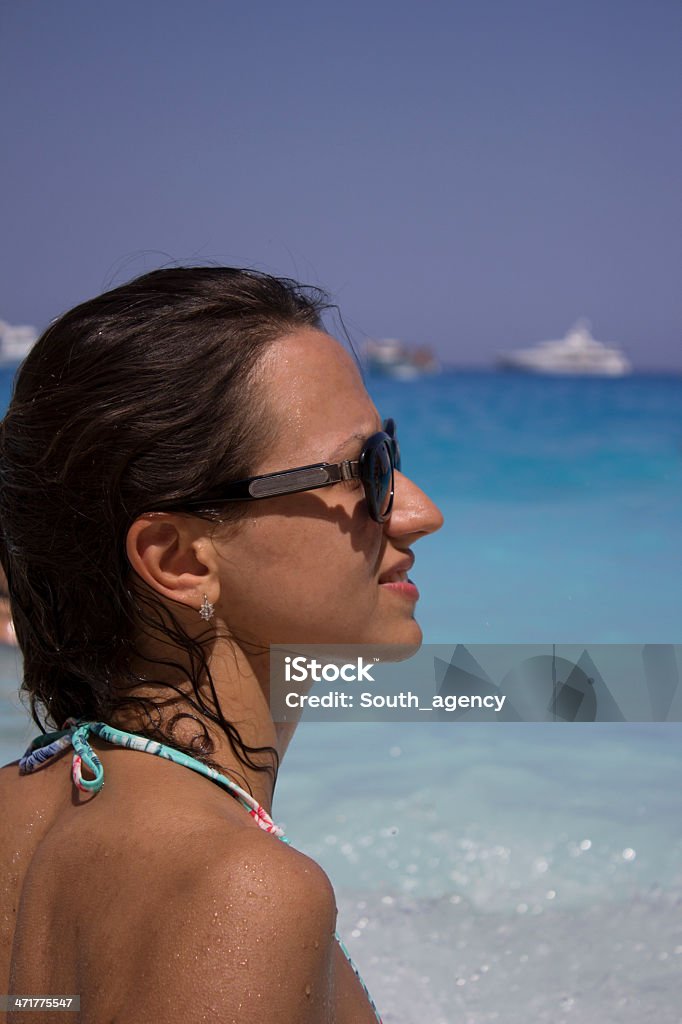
[207,329,444,649]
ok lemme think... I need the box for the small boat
[0,319,37,364]
[365,338,441,380]
[496,320,631,376]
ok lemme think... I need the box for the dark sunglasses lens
[382,419,401,471]
[366,441,393,520]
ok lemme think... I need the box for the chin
[363,614,423,652]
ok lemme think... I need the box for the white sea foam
[336,888,682,1023]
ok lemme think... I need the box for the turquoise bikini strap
[71,723,105,791]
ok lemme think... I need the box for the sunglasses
[175,418,401,523]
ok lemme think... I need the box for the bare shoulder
[0,759,27,799]
[4,751,340,1023]
[120,825,338,1024]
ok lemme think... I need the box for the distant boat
[365,338,441,380]
[496,320,631,376]
[0,319,37,365]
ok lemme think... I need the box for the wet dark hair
[0,266,330,788]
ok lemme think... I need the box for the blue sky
[1,0,680,368]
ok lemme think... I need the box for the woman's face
[213,329,444,648]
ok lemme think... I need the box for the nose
[384,469,444,540]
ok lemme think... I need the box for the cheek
[219,507,383,631]
[252,513,380,590]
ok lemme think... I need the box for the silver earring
[199,594,215,622]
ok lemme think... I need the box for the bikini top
[19,719,383,1024]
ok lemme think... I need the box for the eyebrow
[327,425,381,462]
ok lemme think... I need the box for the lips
[378,552,415,584]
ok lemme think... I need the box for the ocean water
[1,368,681,1021]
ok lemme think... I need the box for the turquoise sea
[1,367,681,1022]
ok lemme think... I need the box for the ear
[126,514,219,613]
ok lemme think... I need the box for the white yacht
[0,319,37,364]
[497,320,631,376]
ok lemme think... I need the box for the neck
[204,641,281,814]
[115,637,292,817]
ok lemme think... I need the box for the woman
[0,267,443,1022]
